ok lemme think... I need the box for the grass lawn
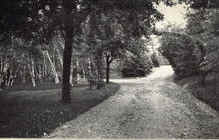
[0,82,120,138]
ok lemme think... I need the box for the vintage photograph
[0,0,219,138]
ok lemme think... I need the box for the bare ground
[49,66,219,138]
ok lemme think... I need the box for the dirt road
[49,66,219,138]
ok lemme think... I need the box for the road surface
[49,66,219,138]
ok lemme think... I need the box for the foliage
[0,0,175,103]
[159,32,205,78]
[184,3,219,85]
[178,0,219,9]
[121,39,153,77]
[151,53,160,67]
[121,54,153,77]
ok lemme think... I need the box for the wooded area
[0,0,170,103]
[159,0,219,84]
[1,0,219,138]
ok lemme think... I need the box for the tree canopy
[0,0,176,103]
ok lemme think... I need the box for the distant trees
[151,53,160,67]
[121,53,153,77]
[183,0,219,85]
[158,0,219,84]
[159,32,205,79]
[0,0,175,103]
[103,40,126,83]
[121,38,153,77]
[178,0,219,9]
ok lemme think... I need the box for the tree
[83,0,168,84]
[58,0,167,101]
[159,31,206,79]
[183,1,219,85]
[85,12,126,84]
[121,38,153,77]
[0,0,175,103]
[151,53,160,67]
[178,0,219,9]
[103,40,126,83]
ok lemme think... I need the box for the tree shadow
[0,83,120,138]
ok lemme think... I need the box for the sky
[150,3,188,49]
[156,3,188,29]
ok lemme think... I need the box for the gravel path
[49,66,219,138]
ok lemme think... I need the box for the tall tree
[0,0,175,103]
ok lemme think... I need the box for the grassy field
[0,82,120,137]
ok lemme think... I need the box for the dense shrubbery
[121,52,153,77]
[151,53,160,67]
[159,33,205,79]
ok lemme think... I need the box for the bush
[151,53,160,67]
[121,53,153,77]
[159,33,204,78]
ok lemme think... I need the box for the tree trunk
[56,47,63,68]
[76,57,80,82]
[69,58,73,86]
[62,0,84,103]
[72,56,78,86]
[7,69,14,87]
[43,53,47,78]
[62,31,73,103]
[106,62,110,84]
[44,51,60,84]
[95,49,104,89]
[105,55,111,84]
[0,56,4,85]
[53,39,63,74]
[28,56,36,87]
[69,56,78,86]
[214,72,217,94]
[22,65,27,84]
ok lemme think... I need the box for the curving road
[49,66,219,138]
